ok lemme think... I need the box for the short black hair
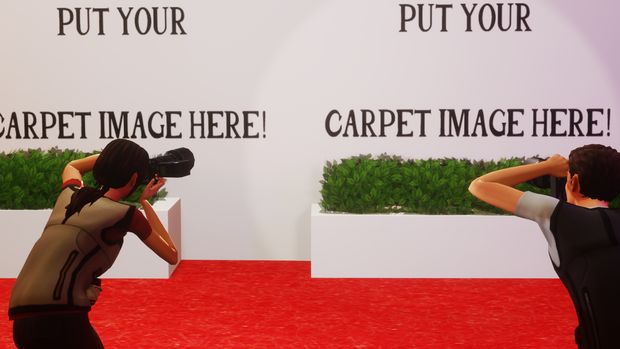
[569,144,620,202]
[93,139,149,189]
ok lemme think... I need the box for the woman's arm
[139,178,179,265]
[468,155,568,214]
[61,154,99,183]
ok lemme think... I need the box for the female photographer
[9,139,178,348]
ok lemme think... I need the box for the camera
[524,157,566,201]
[146,148,195,182]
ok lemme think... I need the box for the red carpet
[1,261,576,348]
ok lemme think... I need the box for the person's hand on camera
[544,154,569,178]
[140,177,166,202]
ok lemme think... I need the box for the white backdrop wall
[1,1,619,260]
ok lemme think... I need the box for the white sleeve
[515,191,561,267]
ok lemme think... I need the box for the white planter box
[0,198,181,279]
[311,204,557,278]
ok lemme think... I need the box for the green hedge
[320,155,620,214]
[0,148,165,209]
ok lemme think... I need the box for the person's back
[552,203,620,348]
[9,183,137,317]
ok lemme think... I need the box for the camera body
[145,148,195,182]
[524,157,566,201]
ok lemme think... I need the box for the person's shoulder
[551,201,610,225]
[593,205,620,216]
[522,191,559,204]
[97,197,134,210]
[517,191,559,213]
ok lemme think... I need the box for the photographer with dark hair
[469,144,620,348]
[9,139,179,348]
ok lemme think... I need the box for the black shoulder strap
[598,210,618,246]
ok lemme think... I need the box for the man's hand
[140,177,167,202]
[544,154,569,178]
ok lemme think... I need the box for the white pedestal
[0,198,181,279]
[311,204,557,278]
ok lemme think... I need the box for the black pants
[13,312,104,349]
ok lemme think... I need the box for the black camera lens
[146,148,195,182]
